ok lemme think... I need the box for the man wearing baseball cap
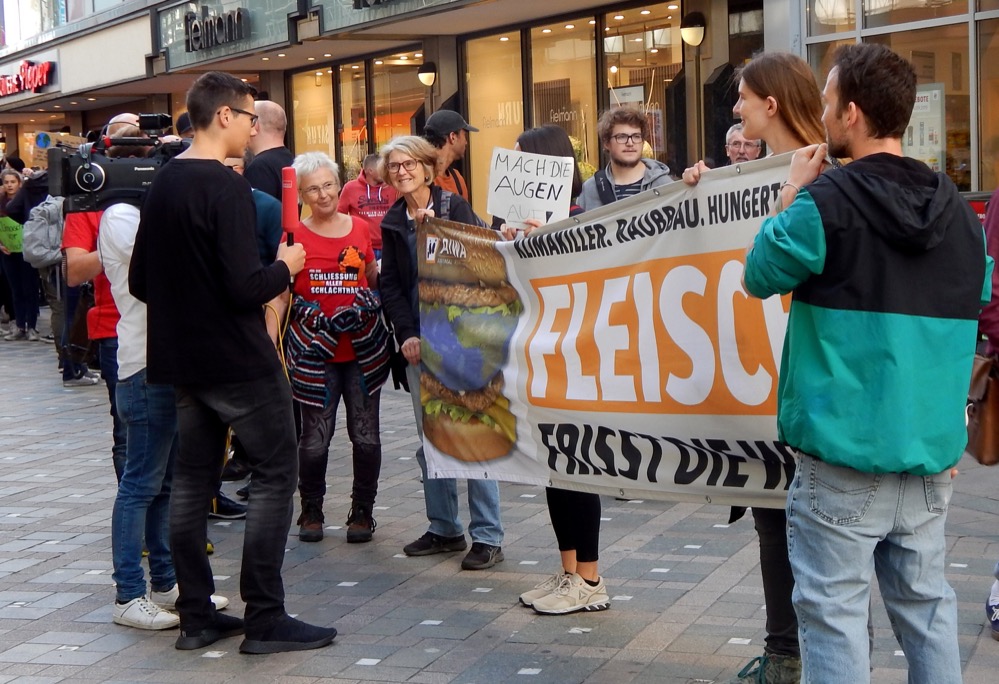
[423,109,478,200]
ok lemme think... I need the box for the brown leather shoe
[297,499,324,542]
[345,504,376,543]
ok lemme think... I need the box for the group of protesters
[6,40,992,682]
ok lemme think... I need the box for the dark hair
[736,52,825,147]
[516,125,583,198]
[185,71,257,131]
[831,43,916,139]
[424,128,448,149]
[596,107,649,146]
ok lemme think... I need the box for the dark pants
[546,487,601,563]
[297,361,382,506]
[171,371,298,632]
[1,252,39,330]
[61,284,88,380]
[752,506,799,657]
[98,338,127,482]
[38,266,64,357]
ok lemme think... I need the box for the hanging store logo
[184,7,251,52]
[0,60,54,98]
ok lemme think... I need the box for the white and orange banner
[418,154,794,507]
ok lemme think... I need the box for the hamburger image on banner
[418,218,521,462]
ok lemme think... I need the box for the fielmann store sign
[158,1,296,71]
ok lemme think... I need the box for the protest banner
[486,147,574,229]
[418,153,793,508]
[0,216,22,252]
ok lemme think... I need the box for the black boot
[346,503,376,543]
[297,498,324,542]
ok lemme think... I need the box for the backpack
[22,195,65,268]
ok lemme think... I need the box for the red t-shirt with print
[287,216,373,363]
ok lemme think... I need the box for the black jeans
[752,506,799,658]
[98,338,127,482]
[171,371,298,632]
[297,361,382,506]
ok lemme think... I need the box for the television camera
[47,113,190,213]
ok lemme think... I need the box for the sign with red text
[417,153,794,507]
[0,60,55,98]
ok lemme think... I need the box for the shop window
[290,69,335,159]
[980,19,999,190]
[807,39,854,83]
[807,0,856,37]
[466,32,524,219]
[863,0,965,30]
[533,18,597,183]
[339,61,368,181]
[870,26,969,190]
[371,50,424,178]
[602,5,678,170]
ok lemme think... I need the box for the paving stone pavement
[2,314,999,683]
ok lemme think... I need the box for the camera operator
[60,113,139,484]
[99,125,233,631]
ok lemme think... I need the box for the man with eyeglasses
[578,106,672,211]
[724,123,762,165]
[244,100,294,201]
[130,71,338,655]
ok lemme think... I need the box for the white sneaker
[531,573,610,615]
[112,596,180,630]
[519,572,568,607]
[149,584,229,611]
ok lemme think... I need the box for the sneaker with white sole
[531,573,610,615]
[987,599,999,641]
[113,596,181,630]
[149,584,229,611]
[519,572,569,607]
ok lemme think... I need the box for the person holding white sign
[683,52,826,684]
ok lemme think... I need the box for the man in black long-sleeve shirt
[129,71,337,655]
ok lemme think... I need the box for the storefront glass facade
[464,2,677,218]
[804,1,998,191]
[289,50,422,181]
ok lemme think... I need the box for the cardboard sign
[0,216,22,252]
[486,147,574,229]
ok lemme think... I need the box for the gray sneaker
[63,375,101,388]
[25,328,39,342]
[4,328,25,341]
[729,654,802,684]
[460,542,504,570]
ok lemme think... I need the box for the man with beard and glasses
[577,107,671,211]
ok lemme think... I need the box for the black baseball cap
[425,110,479,136]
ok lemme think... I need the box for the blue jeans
[787,452,961,684]
[172,371,298,632]
[406,364,503,546]
[99,338,127,482]
[111,370,177,602]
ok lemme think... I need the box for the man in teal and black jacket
[743,43,990,684]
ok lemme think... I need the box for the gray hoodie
[577,158,673,211]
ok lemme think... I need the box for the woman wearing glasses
[683,52,827,684]
[577,107,672,211]
[283,151,389,546]
[379,135,507,571]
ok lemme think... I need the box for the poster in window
[902,83,945,173]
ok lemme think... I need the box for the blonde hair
[378,135,436,188]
